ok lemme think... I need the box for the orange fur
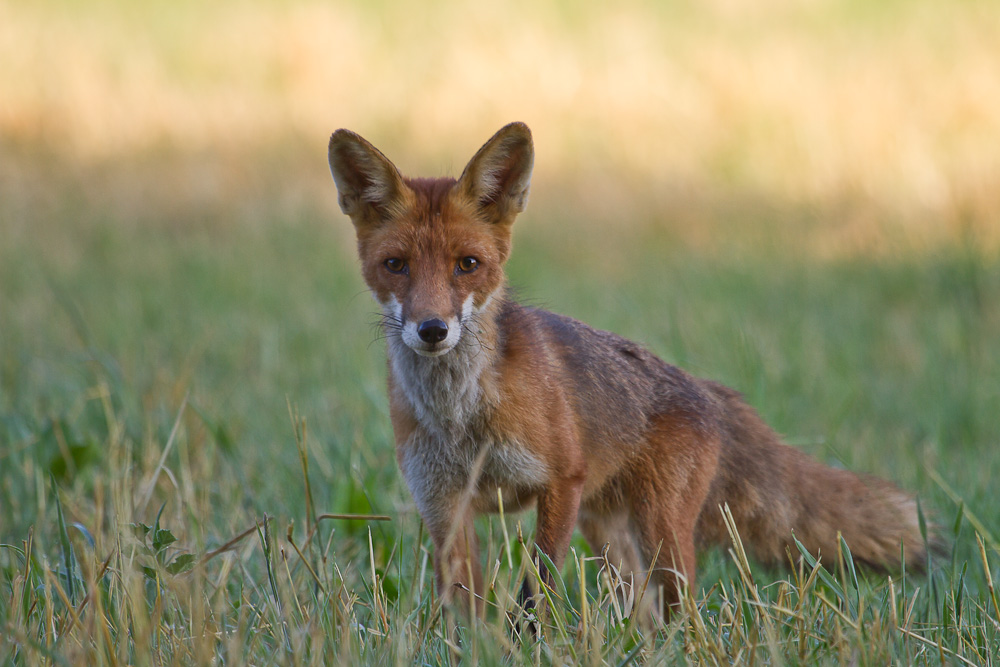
[328,122,932,620]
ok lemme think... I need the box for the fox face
[329,123,534,357]
[357,201,506,357]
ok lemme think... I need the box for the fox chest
[396,429,549,519]
[388,342,549,514]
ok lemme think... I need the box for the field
[2,0,1000,663]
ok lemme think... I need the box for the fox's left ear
[457,122,534,225]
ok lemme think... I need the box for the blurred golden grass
[2,0,998,255]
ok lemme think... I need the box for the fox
[327,122,931,620]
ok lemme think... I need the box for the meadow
[2,0,1000,663]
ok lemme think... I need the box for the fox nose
[417,319,449,344]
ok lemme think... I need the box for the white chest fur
[388,339,549,519]
[387,334,493,436]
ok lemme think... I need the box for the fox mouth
[409,341,456,357]
[400,318,462,357]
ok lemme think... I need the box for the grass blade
[51,476,76,604]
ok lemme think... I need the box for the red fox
[327,122,930,619]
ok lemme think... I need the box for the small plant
[132,504,197,581]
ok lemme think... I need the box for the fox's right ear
[328,130,409,227]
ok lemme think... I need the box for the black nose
[417,319,449,344]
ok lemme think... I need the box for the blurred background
[4,0,998,251]
[2,0,998,540]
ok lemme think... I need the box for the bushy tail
[698,382,933,571]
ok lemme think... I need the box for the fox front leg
[519,473,585,612]
[395,436,486,618]
[428,508,484,618]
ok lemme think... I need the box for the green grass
[3,0,999,658]
[2,1,999,657]
[2,168,999,663]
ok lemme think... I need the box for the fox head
[328,123,534,357]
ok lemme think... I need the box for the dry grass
[3,5,1000,661]
[2,0,998,255]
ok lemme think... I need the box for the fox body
[328,122,928,618]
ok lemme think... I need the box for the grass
[3,0,1000,663]
[3,202,999,664]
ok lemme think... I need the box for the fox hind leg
[579,510,645,576]
[625,414,722,618]
[578,509,655,621]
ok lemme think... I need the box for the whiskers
[367,305,496,359]
[459,311,495,356]
[370,312,404,349]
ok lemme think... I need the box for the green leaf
[917,497,929,548]
[793,532,843,600]
[166,553,197,575]
[132,522,152,541]
[71,522,95,549]
[52,476,76,603]
[838,534,860,618]
[535,547,570,605]
[152,528,177,554]
[150,503,177,555]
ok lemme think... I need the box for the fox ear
[328,130,409,226]
[457,122,534,225]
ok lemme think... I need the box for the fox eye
[384,258,407,274]
[456,257,479,274]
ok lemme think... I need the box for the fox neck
[386,290,504,436]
